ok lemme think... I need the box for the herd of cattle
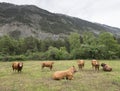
[12,60,112,80]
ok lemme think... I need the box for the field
[0,60,120,91]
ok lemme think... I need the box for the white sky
[0,0,120,28]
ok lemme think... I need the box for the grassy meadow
[0,60,120,91]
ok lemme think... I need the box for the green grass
[0,60,120,91]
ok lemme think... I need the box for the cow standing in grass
[77,60,84,70]
[91,60,100,71]
[41,61,54,70]
[12,62,23,72]
[52,66,77,80]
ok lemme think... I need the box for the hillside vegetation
[0,32,120,60]
[0,2,120,40]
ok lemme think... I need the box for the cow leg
[92,65,95,70]
[66,76,68,80]
[50,65,52,70]
[42,65,44,70]
[12,68,14,71]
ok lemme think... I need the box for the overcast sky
[0,0,120,28]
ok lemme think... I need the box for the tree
[45,46,59,60]
[58,47,70,60]
[68,33,81,51]
[82,32,97,45]
[17,38,26,54]
[98,32,119,59]
[24,36,39,52]
[98,32,117,50]
[0,35,18,55]
[68,33,81,59]
[40,39,53,52]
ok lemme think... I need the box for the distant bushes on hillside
[0,32,120,61]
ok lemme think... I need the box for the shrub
[0,55,26,61]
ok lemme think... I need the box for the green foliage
[45,46,59,60]
[23,36,39,52]
[82,32,97,45]
[98,32,119,59]
[0,32,120,61]
[26,52,46,60]
[40,39,53,52]
[58,47,70,60]
[68,33,81,51]
[70,48,81,59]
[45,46,70,60]
[68,33,82,59]
[98,32,118,51]
[0,55,26,61]
[0,35,18,55]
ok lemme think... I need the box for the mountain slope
[0,2,120,39]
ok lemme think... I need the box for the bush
[58,47,70,60]
[26,52,43,60]
[45,46,59,60]
[0,55,26,61]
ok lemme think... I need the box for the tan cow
[52,66,77,80]
[91,60,99,71]
[77,60,84,70]
[41,61,54,70]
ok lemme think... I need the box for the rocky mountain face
[0,2,120,39]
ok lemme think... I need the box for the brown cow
[101,63,112,72]
[77,60,84,70]
[41,61,54,70]
[12,62,23,72]
[91,60,100,71]
[52,66,77,80]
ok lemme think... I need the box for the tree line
[0,32,120,61]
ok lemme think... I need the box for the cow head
[18,62,23,68]
[101,63,106,67]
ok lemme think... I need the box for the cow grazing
[41,61,54,70]
[12,62,23,72]
[52,66,77,80]
[101,63,112,72]
[91,60,100,71]
[77,60,84,70]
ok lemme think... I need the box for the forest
[0,32,120,61]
